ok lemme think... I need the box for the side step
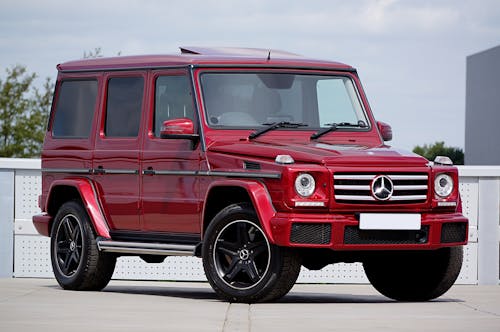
[97,240,196,256]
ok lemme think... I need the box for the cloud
[1,0,499,150]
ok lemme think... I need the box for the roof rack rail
[179,46,301,58]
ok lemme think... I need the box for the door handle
[94,166,105,175]
[143,167,155,175]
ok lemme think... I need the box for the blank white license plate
[359,213,421,230]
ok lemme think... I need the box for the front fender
[204,179,277,243]
[46,178,110,238]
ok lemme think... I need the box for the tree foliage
[413,141,464,165]
[83,47,103,59]
[0,65,53,157]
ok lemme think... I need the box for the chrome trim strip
[335,195,375,201]
[389,195,428,201]
[334,185,370,190]
[334,174,374,180]
[207,171,281,179]
[334,195,427,201]
[389,175,428,180]
[42,168,139,175]
[153,170,281,179]
[97,240,195,256]
[394,185,428,190]
[154,170,198,176]
[334,174,428,180]
[43,167,279,179]
[42,168,92,174]
[101,169,139,175]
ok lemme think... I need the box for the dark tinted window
[154,75,194,136]
[105,77,144,137]
[52,80,97,138]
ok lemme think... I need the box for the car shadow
[81,283,463,304]
[102,283,219,301]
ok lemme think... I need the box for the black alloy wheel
[54,213,83,277]
[213,219,271,290]
[202,203,301,303]
[51,200,116,291]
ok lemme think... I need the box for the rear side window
[105,77,144,137]
[52,80,97,138]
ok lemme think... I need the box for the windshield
[200,72,370,130]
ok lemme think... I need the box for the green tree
[413,141,464,165]
[83,47,103,59]
[0,65,53,157]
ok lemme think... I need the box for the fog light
[295,201,325,207]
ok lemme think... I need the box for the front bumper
[269,212,468,250]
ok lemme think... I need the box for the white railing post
[477,177,500,284]
[0,169,14,277]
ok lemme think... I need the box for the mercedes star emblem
[371,175,394,201]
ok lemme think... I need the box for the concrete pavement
[0,278,499,331]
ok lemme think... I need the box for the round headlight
[434,173,453,197]
[295,173,315,197]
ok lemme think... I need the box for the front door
[141,70,202,237]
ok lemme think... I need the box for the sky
[1,0,499,151]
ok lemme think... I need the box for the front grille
[344,226,430,245]
[290,223,331,245]
[441,222,467,243]
[334,173,428,204]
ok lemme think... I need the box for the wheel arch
[202,180,276,243]
[46,179,110,238]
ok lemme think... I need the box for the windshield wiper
[310,121,367,140]
[249,121,308,139]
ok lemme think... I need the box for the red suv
[33,47,468,302]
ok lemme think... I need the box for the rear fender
[47,178,110,238]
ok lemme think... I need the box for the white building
[465,45,500,165]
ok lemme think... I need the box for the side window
[52,80,97,138]
[105,77,144,137]
[154,75,194,136]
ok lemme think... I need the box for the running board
[97,240,196,256]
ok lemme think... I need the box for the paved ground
[0,278,499,332]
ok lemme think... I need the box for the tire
[363,247,463,301]
[50,200,116,291]
[202,203,301,303]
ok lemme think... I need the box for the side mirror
[377,121,392,142]
[160,118,198,140]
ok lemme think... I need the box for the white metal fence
[1,158,499,284]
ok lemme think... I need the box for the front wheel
[50,200,116,291]
[363,247,463,301]
[202,203,301,303]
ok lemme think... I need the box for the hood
[207,140,429,167]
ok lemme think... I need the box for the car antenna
[267,50,271,61]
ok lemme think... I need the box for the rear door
[93,72,146,231]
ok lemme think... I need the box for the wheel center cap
[239,249,250,261]
[69,241,76,252]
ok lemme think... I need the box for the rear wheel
[363,247,463,301]
[51,200,116,291]
[202,203,301,303]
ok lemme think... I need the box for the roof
[57,46,354,72]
